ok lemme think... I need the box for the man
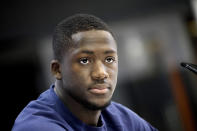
[12,14,158,131]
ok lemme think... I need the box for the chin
[84,100,111,111]
[76,95,111,110]
[67,89,112,110]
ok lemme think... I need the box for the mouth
[88,84,110,95]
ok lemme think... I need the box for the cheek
[108,68,118,80]
[108,66,118,86]
[71,64,91,83]
[111,71,118,81]
[108,63,118,77]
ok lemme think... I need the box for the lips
[88,84,110,95]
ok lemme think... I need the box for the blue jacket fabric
[12,85,158,131]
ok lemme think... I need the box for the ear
[51,60,62,80]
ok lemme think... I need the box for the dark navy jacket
[12,85,158,131]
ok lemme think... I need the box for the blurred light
[124,34,153,78]
[191,0,197,22]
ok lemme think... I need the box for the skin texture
[51,30,118,126]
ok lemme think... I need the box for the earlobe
[51,60,62,80]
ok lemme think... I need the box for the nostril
[91,71,109,80]
[91,62,109,80]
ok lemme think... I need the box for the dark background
[1,0,197,131]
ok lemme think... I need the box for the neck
[54,80,101,126]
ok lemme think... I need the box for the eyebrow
[104,50,117,54]
[79,50,117,55]
[80,50,94,54]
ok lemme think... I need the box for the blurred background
[1,0,197,130]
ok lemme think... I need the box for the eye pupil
[83,59,87,63]
[106,57,114,63]
[80,58,89,64]
[107,58,111,62]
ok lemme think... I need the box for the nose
[91,61,109,81]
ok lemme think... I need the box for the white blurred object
[191,0,197,22]
[123,33,153,79]
[111,12,195,81]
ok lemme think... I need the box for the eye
[79,57,90,65]
[105,57,115,63]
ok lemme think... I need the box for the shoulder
[103,101,158,131]
[106,101,142,119]
[12,88,69,131]
[12,100,69,131]
[12,119,66,131]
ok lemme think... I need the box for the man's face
[61,30,118,110]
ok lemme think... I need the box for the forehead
[71,30,117,50]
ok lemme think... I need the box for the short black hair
[52,14,113,62]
